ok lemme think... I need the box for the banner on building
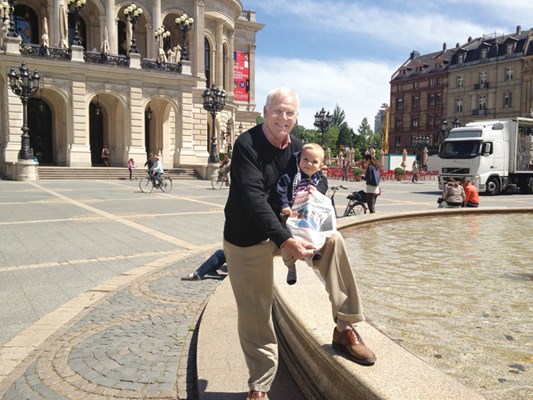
[234,51,250,101]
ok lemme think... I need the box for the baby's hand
[280,207,291,217]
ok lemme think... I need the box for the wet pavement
[0,177,531,399]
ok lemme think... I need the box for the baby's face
[299,148,323,176]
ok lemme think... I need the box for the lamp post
[154,25,170,59]
[440,117,460,142]
[8,62,40,160]
[202,85,226,164]
[314,107,332,146]
[67,0,86,46]
[175,13,194,61]
[124,3,143,54]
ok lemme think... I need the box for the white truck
[438,118,533,195]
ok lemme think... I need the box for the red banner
[234,51,249,101]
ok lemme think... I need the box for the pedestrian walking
[127,158,136,180]
[101,145,110,166]
[363,154,381,213]
[412,160,419,182]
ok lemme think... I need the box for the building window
[456,75,464,88]
[412,117,419,128]
[505,67,513,81]
[503,92,512,108]
[428,115,434,128]
[396,98,403,111]
[479,71,487,84]
[478,95,487,111]
[455,97,463,113]
[204,38,211,87]
[435,93,442,106]
[395,118,402,129]
[436,77,441,86]
[413,81,419,90]
[458,53,464,64]
[394,136,401,148]
[480,48,488,59]
[412,96,419,110]
[397,84,402,92]
[428,94,435,107]
[507,43,514,55]
[429,78,434,87]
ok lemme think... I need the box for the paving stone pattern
[3,253,223,400]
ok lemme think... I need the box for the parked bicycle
[329,185,367,217]
[139,173,172,193]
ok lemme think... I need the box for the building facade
[0,0,263,179]
[388,26,533,157]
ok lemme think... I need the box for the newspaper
[285,190,336,252]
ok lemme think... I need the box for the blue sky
[243,0,533,130]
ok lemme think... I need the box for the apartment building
[388,25,533,157]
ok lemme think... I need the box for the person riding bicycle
[150,156,164,187]
[219,154,231,185]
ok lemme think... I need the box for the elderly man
[223,87,375,400]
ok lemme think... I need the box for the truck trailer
[438,118,533,195]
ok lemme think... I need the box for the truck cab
[438,119,533,195]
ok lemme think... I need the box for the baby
[275,143,327,284]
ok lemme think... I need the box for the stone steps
[37,166,200,180]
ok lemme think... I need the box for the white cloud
[256,56,394,130]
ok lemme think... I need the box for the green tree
[336,123,351,150]
[331,104,346,128]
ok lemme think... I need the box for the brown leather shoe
[332,326,376,365]
[245,390,268,399]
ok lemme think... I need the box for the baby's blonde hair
[301,143,324,161]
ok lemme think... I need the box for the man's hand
[280,207,291,218]
[280,237,315,259]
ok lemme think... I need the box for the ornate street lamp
[440,117,460,141]
[154,25,170,60]
[202,85,226,163]
[2,0,17,38]
[452,117,460,129]
[67,0,86,46]
[8,62,40,160]
[124,3,143,54]
[314,107,332,146]
[175,13,194,61]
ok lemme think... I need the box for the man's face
[299,148,323,176]
[263,93,298,141]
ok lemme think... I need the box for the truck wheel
[485,177,500,195]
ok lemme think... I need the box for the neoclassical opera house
[0,0,263,179]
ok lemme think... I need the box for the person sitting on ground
[181,249,226,281]
[275,143,328,284]
[150,156,164,186]
[438,177,465,208]
[460,177,479,207]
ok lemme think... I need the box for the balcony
[474,82,489,89]
[18,43,182,74]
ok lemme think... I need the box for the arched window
[223,44,227,90]
[14,5,39,44]
[205,38,211,87]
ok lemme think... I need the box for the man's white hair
[265,87,299,110]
